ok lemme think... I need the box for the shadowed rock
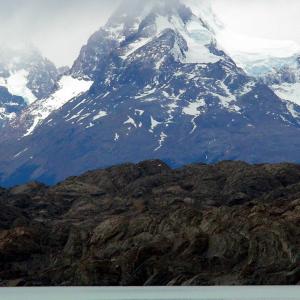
[0,160,300,286]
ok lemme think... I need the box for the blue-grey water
[0,287,299,300]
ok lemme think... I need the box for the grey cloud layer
[0,0,118,66]
[0,0,299,66]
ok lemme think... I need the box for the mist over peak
[0,0,299,66]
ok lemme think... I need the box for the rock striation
[0,160,300,286]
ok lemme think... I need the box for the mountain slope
[0,86,27,126]
[269,57,300,116]
[3,75,93,139]
[0,46,59,125]
[1,0,300,186]
[230,51,300,115]
[0,46,59,101]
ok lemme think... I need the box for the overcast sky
[0,0,299,66]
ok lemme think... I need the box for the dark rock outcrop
[0,160,300,286]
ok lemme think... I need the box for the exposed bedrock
[0,160,300,286]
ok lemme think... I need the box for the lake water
[0,287,299,300]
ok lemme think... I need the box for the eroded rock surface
[0,160,300,286]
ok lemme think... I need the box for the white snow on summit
[185,0,223,33]
[118,0,221,64]
[154,13,220,64]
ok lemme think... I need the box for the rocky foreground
[0,160,300,286]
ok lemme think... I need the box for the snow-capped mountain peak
[2,0,300,187]
[71,0,224,80]
[185,0,223,33]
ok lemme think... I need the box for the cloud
[211,0,300,58]
[212,0,300,44]
[0,0,118,66]
[0,0,299,67]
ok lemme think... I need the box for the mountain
[2,75,93,139]
[0,86,27,126]
[234,53,300,110]
[0,46,59,125]
[1,160,300,286]
[2,0,300,186]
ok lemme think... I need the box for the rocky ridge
[0,160,300,286]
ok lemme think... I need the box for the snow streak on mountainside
[7,76,92,137]
[1,0,300,186]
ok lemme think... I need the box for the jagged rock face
[26,58,58,100]
[0,160,300,286]
[71,0,222,80]
[266,58,300,109]
[1,0,300,187]
[0,87,27,126]
[260,61,300,86]
[0,46,60,134]
[0,47,59,127]
[0,47,59,101]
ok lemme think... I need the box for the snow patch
[239,81,256,96]
[183,99,206,117]
[183,99,206,133]
[135,109,144,116]
[213,81,241,113]
[154,132,167,151]
[24,118,40,137]
[135,88,156,99]
[121,37,152,59]
[272,82,300,106]
[114,133,120,141]
[286,102,300,119]
[93,111,108,121]
[155,14,220,64]
[13,148,29,158]
[23,76,93,136]
[0,107,16,121]
[1,70,37,104]
[124,116,137,128]
[86,122,94,129]
[150,116,161,132]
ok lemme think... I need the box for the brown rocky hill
[0,160,300,286]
